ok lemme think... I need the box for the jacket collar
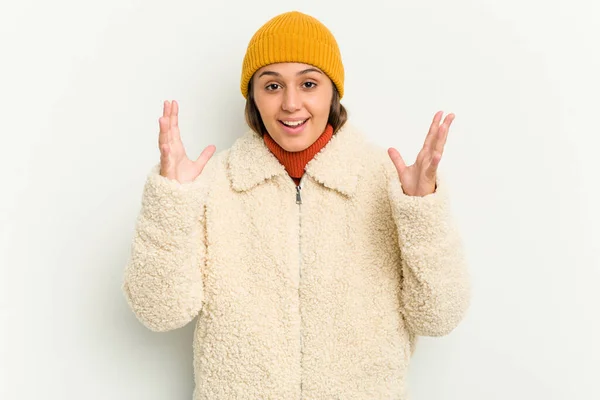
[227,123,365,197]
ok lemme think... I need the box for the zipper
[296,175,305,399]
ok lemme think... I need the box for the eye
[303,81,317,89]
[265,83,281,91]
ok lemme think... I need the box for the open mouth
[279,119,308,128]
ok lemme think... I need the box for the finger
[161,100,172,144]
[165,100,171,118]
[158,116,169,145]
[434,113,454,155]
[170,100,179,130]
[159,142,172,177]
[195,145,217,172]
[160,143,171,171]
[170,100,182,143]
[423,111,443,150]
[160,142,170,157]
[158,101,171,145]
[426,151,442,180]
[388,147,406,175]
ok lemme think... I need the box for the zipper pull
[296,185,302,204]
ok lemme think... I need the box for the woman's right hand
[159,100,216,183]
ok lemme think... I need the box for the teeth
[282,120,306,127]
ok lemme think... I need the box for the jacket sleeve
[386,163,471,337]
[122,163,210,332]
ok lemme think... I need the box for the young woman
[123,10,471,399]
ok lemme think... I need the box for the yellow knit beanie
[240,11,344,99]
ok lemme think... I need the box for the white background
[1,0,598,398]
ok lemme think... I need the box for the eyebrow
[258,68,323,78]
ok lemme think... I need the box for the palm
[388,111,454,197]
[158,100,216,183]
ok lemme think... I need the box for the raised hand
[387,111,455,197]
[159,100,216,183]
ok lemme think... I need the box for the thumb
[194,145,216,173]
[388,147,406,175]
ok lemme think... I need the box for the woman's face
[252,62,334,152]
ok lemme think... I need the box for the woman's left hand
[388,111,455,197]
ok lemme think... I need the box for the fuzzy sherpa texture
[122,122,471,399]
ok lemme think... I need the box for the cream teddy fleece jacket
[122,122,471,399]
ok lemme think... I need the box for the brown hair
[244,78,348,137]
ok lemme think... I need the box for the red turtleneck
[264,124,334,186]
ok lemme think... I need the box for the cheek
[306,95,331,118]
[254,95,278,120]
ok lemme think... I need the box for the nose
[281,86,301,112]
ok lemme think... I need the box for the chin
[285,143,310,152]
[269,122,320,152]
[273,138,307,152]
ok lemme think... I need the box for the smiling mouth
[279,119,308,127]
